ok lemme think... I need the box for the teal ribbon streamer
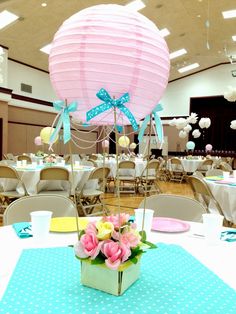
[86,88,138,131]
[138,104,163,142]
[50,100,78,144]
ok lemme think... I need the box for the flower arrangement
[35,150,45,157]
[43,154,57,164]
[74,213,156,270]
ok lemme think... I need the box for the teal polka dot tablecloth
[1,243,236,314]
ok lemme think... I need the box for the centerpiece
[43,154,57,166]
[74,213,156,295]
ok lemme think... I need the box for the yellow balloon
[118,136,130,148]
[40,127,58,144]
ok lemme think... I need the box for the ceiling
[1,0,236,81]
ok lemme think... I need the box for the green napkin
[12,222,32,238]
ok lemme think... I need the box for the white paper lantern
[224,86,236,102]
[169,118,177,126]
[187,113,198,124]
[199,118,211,129]
[230,120,236,130]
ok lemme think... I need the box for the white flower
[187,113,198,124]
[230,120,236,130]
[199,117,211,129]
[179,130,187,138]
[192,129,201,138]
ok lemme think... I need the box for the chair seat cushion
[118,176,136,180]
[1,191,24,198]
[82,189,103,197]
[37,190,70,197]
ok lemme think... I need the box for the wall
[160,64,236,117]
[8,60,56,102]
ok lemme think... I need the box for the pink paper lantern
[49,4,170,126]
[205,144,213,151]
[34,136,42,146]
[102,140,109,148]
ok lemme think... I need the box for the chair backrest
[205,169,224,177]
[0,165,20,179]
[219,162,232,172]
[17,155,32,163]
[118,160,135,169]
[3,194,77,225]
[138,194,206,222]
[87,159,98,167]
[63,155,71,164]
[187,175,224,216]
[146,159,160,170]
[89,167,110,180]
[201,159,214,167]
[88,155,98,161]
[40,167,69,181]
[6,153,14,160]
[140,160,160,178]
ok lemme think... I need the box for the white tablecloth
[206,179,236,223]
[0,164,94,195]
[96,158,146,177]
[0,221,236,302]
[167,158,205,173]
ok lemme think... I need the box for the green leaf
[78,230,85,240]
[143,241,157,249]
[91,256,105,265]
[75,256,89,261]
[139,230,146,242]
[130,257,138,264]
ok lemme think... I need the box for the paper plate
[50,217,89,233]
[152,217,190,233]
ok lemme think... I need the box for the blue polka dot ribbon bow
[50,100,78,145]
[86,88,138,131]
[138,103,163,143]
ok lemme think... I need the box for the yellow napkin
[50,217,88,232]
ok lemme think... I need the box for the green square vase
[80,257,141,296]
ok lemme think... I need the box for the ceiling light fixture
[178,63,200,73]
[159,28,170,37]
[222,9,236,19]
[125,0,146,12]
[41,3,47,7]
[40,43,52,54]
[232,35,236,41]
[170,48,187,60]
[0,10,19,30]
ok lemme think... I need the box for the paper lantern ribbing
[205,144,213,151]
[179,130,187,138]
[118,136,130,148]
[192,129,201,138]
[34,136,42,146]
[186,141,195,150]
[49,4,170,126]
[40,127,58,144]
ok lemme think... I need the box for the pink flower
[120,231,140,248]
[102,240,131,270]
[80,232,102,259]
[102,214,130,229]
[86,222,97,234]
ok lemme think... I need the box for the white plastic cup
[22,160,27,167]
[31,162,37,168]
[16,160,22,167]
[75,161,80,167]
[233,170,236,178]
[223,171,230,179]
[30,211,52,240]
[202,213,224,245]
[134,208,154,240]
[61,160,65,166]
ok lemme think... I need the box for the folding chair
[138,193,207,222]
[115,160,137,194]
[36,167,71,197]
[0,165,28,218]
[169,158,186,183]
[75,166,110,216]
[3,194,77,225]
[138,159,162,195]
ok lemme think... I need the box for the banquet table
[205,176,236,224]
[1,221,236,313]
[0,163,94,195]
[167,158,205,173]
[96,158,146,177]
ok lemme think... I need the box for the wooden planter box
[80,256,141,296]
